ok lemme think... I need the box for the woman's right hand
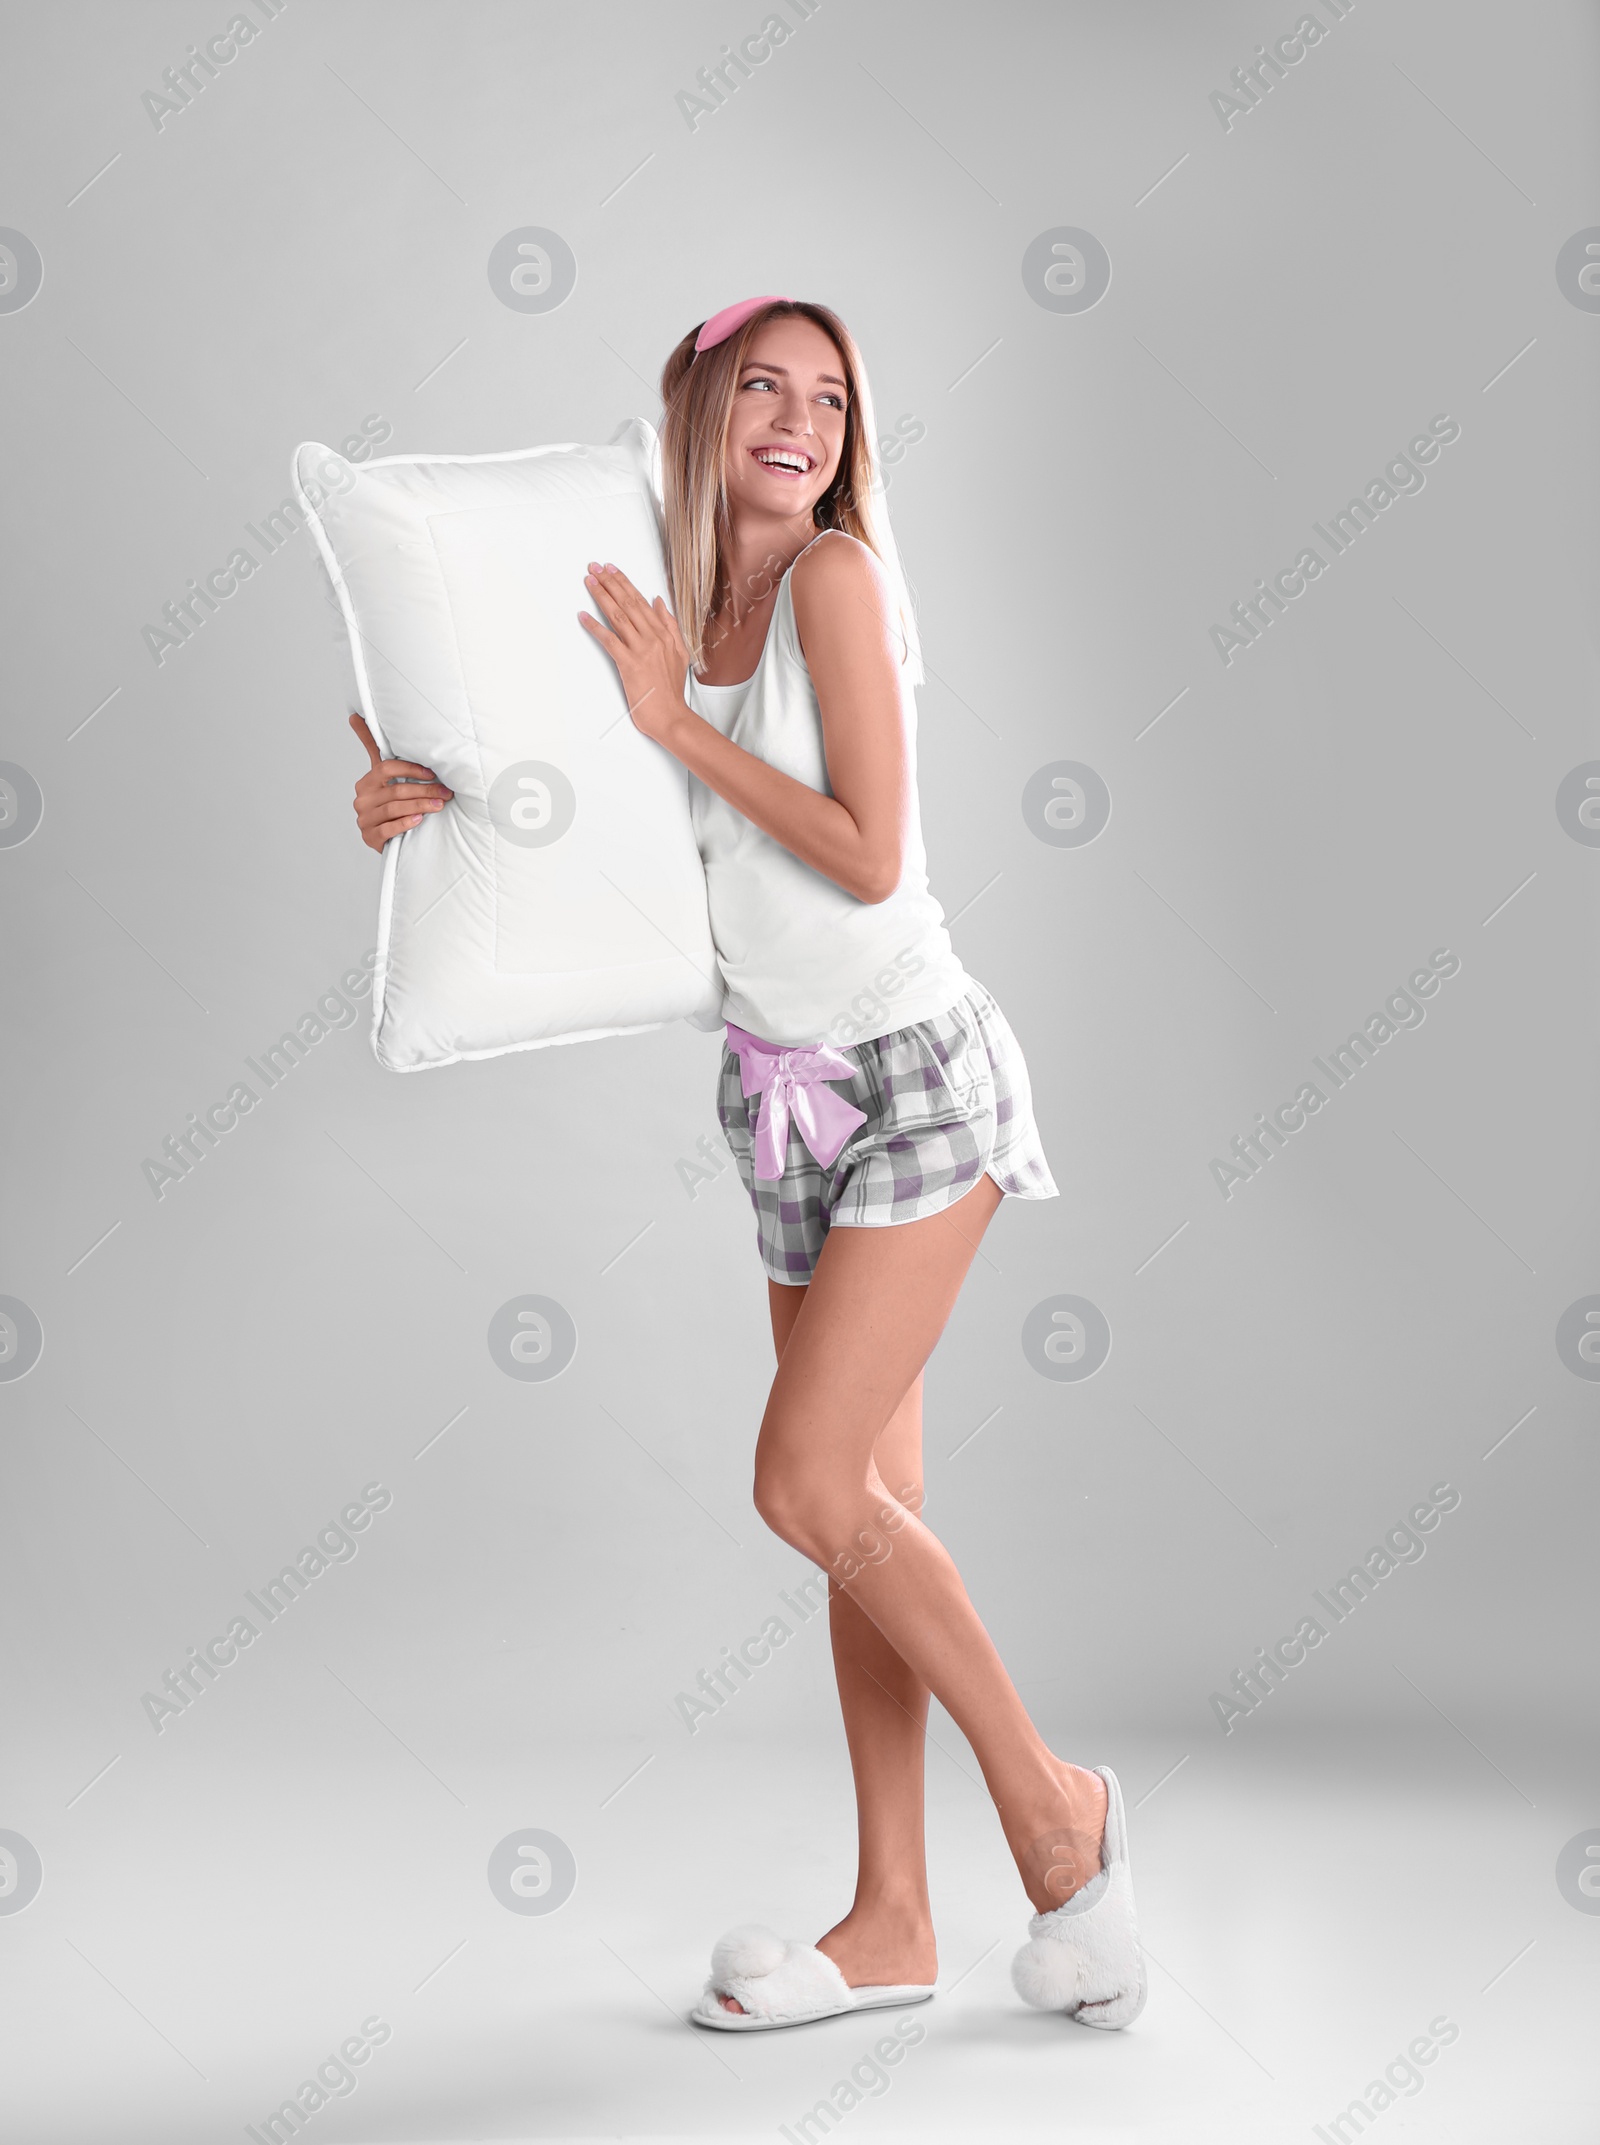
[349,712,453,853]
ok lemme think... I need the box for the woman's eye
[744,376,776,392]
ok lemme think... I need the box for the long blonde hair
[657,300,923,684]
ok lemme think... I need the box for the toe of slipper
[1073,1972,1148,2029]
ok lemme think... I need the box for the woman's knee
[751,1464,798,1546]
[871,1465,923,1520]
[752,1463,910,1576]
[751,1461,830,1555]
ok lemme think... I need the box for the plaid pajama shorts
[716,977,1059,1284]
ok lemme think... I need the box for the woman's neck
[714,513,819,627]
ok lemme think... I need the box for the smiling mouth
[750,446,816,478]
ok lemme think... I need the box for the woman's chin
[730,476,826,521]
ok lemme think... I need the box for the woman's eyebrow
[741,360,848,389]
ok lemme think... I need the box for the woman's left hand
[578,562,691,747]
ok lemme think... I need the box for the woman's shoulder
[788,528,889,609]
[785,529,905,679]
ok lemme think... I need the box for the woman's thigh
[755,1173,1005,1500]
[767,1277,926,1510]
[766,1277,808,1359]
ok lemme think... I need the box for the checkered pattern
[716,978,1059,1283]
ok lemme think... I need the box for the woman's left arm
[578,543,908,904]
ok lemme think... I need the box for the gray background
[2,1,1596,2139]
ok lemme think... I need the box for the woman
[350,297,1144,2033]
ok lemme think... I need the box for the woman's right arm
[349,712,453,852]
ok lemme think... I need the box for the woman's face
[721,315,850,530]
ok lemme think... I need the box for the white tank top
[685,530,971,1049]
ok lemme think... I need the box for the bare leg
[715,1284,937,2011]
[752,1177,1105,1921]
[768,1281,936,1991]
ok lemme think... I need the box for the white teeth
[755,449,810,472]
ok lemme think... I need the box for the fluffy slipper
[690,1922,936,2032]
[1010,1765,1147,2028]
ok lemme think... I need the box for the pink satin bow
[725,1022,868,1182]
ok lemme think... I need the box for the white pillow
[294,419,723,1072]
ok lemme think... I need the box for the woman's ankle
[817,1908,938,1988]
[1007,1761,1107,1913]
[839,1889,934,1930]
[1005,1755,1103,1831]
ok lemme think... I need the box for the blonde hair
[657,299,923,684]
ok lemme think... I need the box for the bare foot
[715,1904,936,2014]
[1011,1759,1108,1917]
